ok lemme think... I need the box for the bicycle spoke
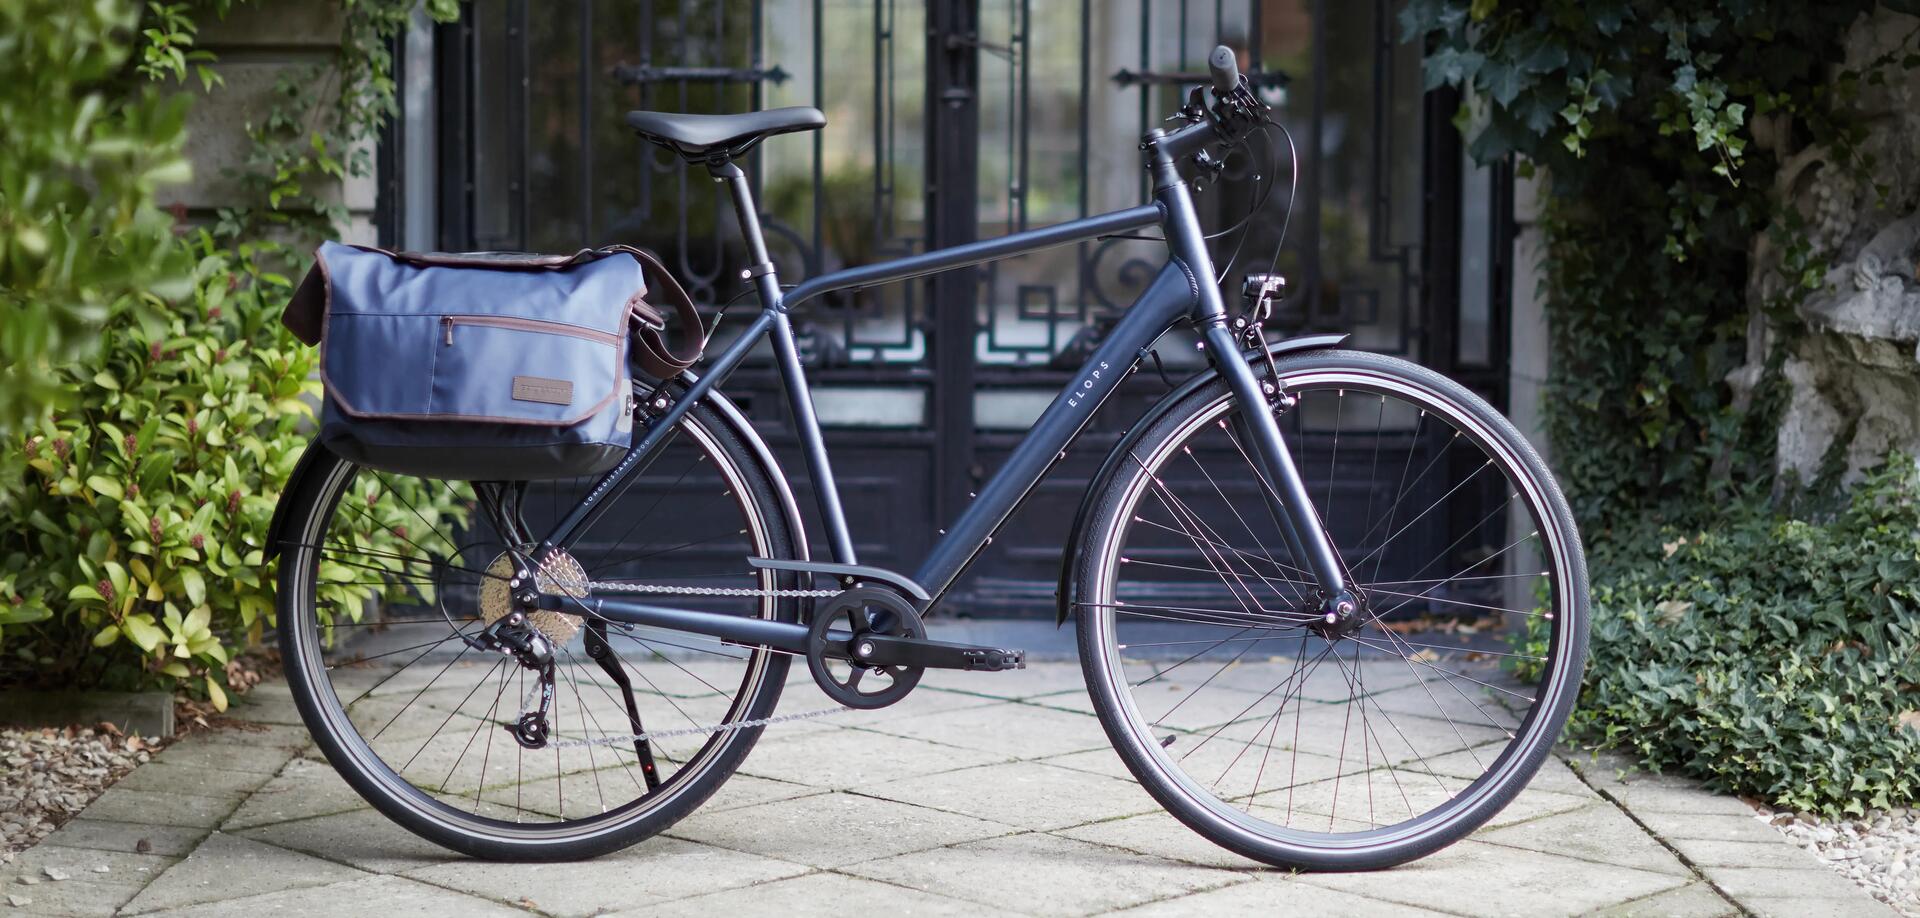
[1096,369,1579,852]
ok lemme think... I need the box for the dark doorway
[406,0,1511,616]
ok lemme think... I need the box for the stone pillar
[1507,169,1551,460]
[1751,7,1920,484]
[160,2,377,244]
[1505,168,1550,614]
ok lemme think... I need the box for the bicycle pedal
[960,647,1026,672]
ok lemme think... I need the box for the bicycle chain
[522,576,855,749]
[541,703,856,751]
[582,579,841,599]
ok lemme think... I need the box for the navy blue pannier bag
[280,241,704,480]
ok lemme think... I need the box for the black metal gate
[405,0,1511,615]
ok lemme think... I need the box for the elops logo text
[1066,361,1111,409]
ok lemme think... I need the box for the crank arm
[850,634,1026,672]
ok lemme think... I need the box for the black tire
[276,396,799,861]
[1071,349,1588,870]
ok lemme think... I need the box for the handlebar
[1207,45,1240,98]
[1140,44,1268,185]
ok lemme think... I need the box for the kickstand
[584,621,662,792]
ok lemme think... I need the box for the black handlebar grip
[1207,45,1240,96]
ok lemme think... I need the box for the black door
[413,0,1511,616]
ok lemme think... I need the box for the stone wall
[1746,6,1920,484]
[157,2,377,244]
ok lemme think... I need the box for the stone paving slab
[402,836,808,917]
[134,874,527,918]
[1588,882,1738,918]
[1474,803,1694,878]
[664,789,1015,869]
[603,870,981,917]
[10,661,1902,917]
[36,820,208,860]
[0,845,177,916]
[1295,839,1691,916]
[854,760,1164,831]
[120,832,367,914]
[1114,876,1455,916]
[73,788,241,832]
[841,831,1248,916]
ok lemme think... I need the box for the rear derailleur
[473,611,558,750]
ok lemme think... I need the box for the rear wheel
[1071,350,1587,870]
[275,396,798,860]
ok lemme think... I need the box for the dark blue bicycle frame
[532,122,1350,651]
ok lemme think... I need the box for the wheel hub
[1307,592,1367,640]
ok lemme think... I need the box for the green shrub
[0,234,455,705]
[0,0,196,432]
[1514,460,1920,815]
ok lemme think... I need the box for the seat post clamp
[740,262,777,281]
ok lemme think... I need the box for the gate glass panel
[427,0,1508,617]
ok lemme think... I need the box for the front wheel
[1071,349,1588,870]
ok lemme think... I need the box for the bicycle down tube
[536,140,1350,631]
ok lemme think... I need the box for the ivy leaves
[1511,460,1920,815]
[1401,1,1789,175]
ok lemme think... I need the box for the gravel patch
[0,727,157,863]
[1767,806,1920,917]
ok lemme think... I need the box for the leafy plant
[1401,0,1890,525]
[0,0,462,704]
[1513,459,1920,815]
[1404,2,1920,814]
[0,235,453,699]
[0,0,196,432]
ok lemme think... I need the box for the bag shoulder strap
[618,247,707,380]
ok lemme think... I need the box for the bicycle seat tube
[710,159,860,567]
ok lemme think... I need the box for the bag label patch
[512,376,574,406]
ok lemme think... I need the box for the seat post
[704,159,859,565]
[707,159,782,307]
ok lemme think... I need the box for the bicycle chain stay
[507,576,856,750]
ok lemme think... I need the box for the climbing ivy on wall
[1404,1,1920,813]
[1402,0,1884,526]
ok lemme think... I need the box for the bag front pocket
[429,314,623,424]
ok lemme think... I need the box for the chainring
[805,586,924,710]
[478,548,587,646]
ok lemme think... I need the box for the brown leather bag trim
[281,262,328,346]
[624,248,708,380]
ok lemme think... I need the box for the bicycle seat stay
[625,106,826,159]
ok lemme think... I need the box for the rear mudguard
[1053,333,1349,625]
[264,381,809,567]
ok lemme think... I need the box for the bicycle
[269,46,1588,869]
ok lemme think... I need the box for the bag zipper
[440,314,623,347]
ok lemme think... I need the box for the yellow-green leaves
[0,0,194,433]
[122,614,165,653]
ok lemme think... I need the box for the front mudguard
[1052,332,1348,626]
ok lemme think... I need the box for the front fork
[1200,319,1355,618]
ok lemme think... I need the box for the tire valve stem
[1159,735,1178,748]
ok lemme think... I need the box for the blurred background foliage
[0,0,458,704]
[0,0,197,431]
